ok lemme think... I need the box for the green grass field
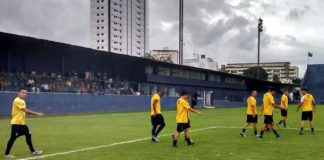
[1,105,324,160]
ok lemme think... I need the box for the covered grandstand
[301,64,324,104]
[0,32,284,115]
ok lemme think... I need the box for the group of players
[2,87,317,158]
[150,91,202,147]
[240,87,317,140]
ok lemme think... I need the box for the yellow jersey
[150,94,161,115]
[176,98,191,123]
[301,94,314,112]
[11,97,27,125]
[280,94,289,109]
[247,96,257,115]
[263,92,275,116]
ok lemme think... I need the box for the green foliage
[243,66,268,81]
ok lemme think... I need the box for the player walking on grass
[172,91,202,147]
[258,87,282,140]
[150,91,165,142]
[297,88,317,135]
[277,89,289,128]
[240,90,258,137]
[4,88,44,158]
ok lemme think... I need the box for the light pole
[179,0,184,65]
[257,18,263,79]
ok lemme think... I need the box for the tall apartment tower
[90,0,147,57]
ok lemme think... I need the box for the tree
[143,53,156,60]
[272,74,280,83]
[243,66,268,81]
[292,78,302,86]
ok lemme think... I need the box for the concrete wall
[0,92,204,116]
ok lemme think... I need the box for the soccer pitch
[1,105,324,160]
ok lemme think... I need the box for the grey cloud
[286,5,310,20]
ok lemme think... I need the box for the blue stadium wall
[301,64,324,104]
[0,92,204,116]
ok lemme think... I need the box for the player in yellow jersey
[277,89,289,128]
[172,91,202,147]
[297,88,317,135]
[258,87,283,140]
[240,90,259,137]
[150,91,165,142]
[4,88,44,159]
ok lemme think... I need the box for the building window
[97,33,100,36]
[97,47,100,49]
[101,13,104,16]
[101,20,104,22]
[97,20,100,23]
[145,66,154,74]
[102,46,104,49]
[101,6,104,9]
[101,33,104,36]
[97,7,99,10]
[157,67,170,76]
[102,40,104,42]
[97,13,99,16]
[97,40,100,43]
[97,27,99,29]
[101,0,104,2]
[101,26,104,29]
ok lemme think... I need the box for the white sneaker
[240,132,246,137]
[151,136,160,142]
[4,154,15,159]
[32,150,43,155]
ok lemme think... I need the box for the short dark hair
[301,87,309,92]
[282,88,288,92]
[18,87,27,92]
[268,86,276,92]
[180,91,190,96]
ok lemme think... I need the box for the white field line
[18,125,323,160]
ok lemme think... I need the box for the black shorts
[302,111,313,121]
[151,114,165,126]
[176,120,191,133]
[246,114,258,123]
[281,109,288,117]
[11,125,31,137]
[264,115,273,124]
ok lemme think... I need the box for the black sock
[300,128,304,132]
[273,130,280,137]
[254,130,257,135]
[260,131,264,137]
[242,129,246,133]
[154,124,165,137]
[185,137,191,144]
[311,128,315,132]
[173,140,177,145]
[151,125,157,137]
[278,120,282,124]
[283,122,286,127]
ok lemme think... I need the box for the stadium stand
[301,64,324,104]
[0,32,284,115]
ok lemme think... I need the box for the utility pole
[257,18,263,79]
[179,0,184,65]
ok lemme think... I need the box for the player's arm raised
[22,108,43,116]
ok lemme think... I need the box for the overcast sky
[1,0,324,77]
